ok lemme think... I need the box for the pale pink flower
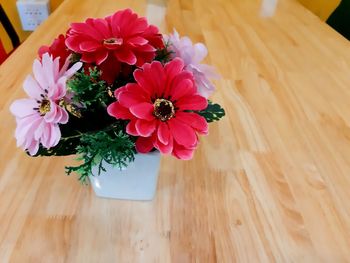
[10,53,82,155]
[165,30,219,98]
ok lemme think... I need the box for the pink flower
[165,30,219,98]
[65,9,164,83]
[10,53,82,155]
[107,58,208,160]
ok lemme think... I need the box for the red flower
[65,9,163,83]
[107,58,209,160]
[38,34,71,69]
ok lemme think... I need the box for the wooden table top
[1,0,350,261]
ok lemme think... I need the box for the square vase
[89,151,161,201]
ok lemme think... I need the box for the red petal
[38,46,49,57]
[172,143,195,160]
[79,40,101,52]
[92,18,111,39]
[176,112,208,135]
[176,95,208,111]
[157,122,170,145]
[133,67,155,96]
[164,58,184,79]
[155,134,173,154]
[118,90,145,108]
[107,102,133,120]
[135,136,154,153]
[100,56,121,84]
[150,61,165,97]
[128,36,148,46]
[135,119,156,137]
[126,120,138,136]
[135,43,156,52]
[127,17,148,36]
[129,102,154,121]
[115,49,137,65]
[168,118,197,147]
[70,21,103,40]
[81,52,98,63]
[95,50,109,65]
[170,79,195,101]
[134,50,156,67]
[65,36,82,52]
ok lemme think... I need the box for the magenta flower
[10,53,82,155]
[107,59,208,160]
[165,30,219,98]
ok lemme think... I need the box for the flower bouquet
[10,9,225,200]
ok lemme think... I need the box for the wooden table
[1,0,350,261]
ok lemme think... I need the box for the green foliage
[65,128,136,184]
[67,67,110,108]
[197,101,225,123]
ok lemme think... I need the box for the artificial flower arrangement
[10,9,225,183]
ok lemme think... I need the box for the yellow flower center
[153,98,175,122]
[103,38,123,47]
[39,99,51,116]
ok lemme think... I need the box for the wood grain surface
[1,0,350,262]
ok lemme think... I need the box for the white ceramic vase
[89,151,161,201]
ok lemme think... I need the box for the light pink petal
[41,123,61,148]
[10,99,38,118]
[49,124,61,147]
[16,116,42,147]
[194,74,215,99]
[23,75,44,99]
[58,108,69,124]
[42,53,55,86]
[53,56,60,81]
[40,123,51,147]
[196,64,220,79]
[34,120,46,140]
[48,76,66,100]
[63,61,82,79]
[192,43,208,63]
[44,101,58,123]
[27,140,40,156]
[33,58,48,89]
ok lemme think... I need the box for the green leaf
[65,128,136,184]
[67,67,111,109]
[196,101,225,123]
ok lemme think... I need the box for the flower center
[103,38,123,49]
[39,99,51,116]
[153,98,175,122]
